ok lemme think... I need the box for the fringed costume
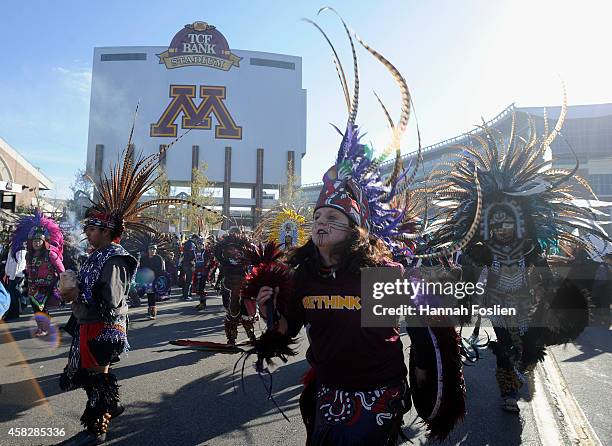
[59,110,221,444]
[427,95,611,412]
[214,232,257,344]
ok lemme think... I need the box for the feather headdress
[254,207,310,249]
[11,209,63,260]
[213,231,252,266]
[427,92,611,254]
[121,231,175,263]
[306,7,426,256]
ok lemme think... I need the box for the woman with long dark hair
[258,203,416,444]
[247,13,466,444]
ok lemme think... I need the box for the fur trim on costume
[543,277,590,345]
[224,318,239,344]
[80,372,121,435]
[518,329,547,370]
[241,319,257,343]
[253,330,298,367]
[495,368,522,397]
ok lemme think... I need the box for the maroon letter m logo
[150,85,242,139]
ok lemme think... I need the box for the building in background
[302,103,612,233]
[0,136,54,213]
[86,21,306,229]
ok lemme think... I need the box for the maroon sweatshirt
[284,263,407,391]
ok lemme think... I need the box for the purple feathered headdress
[307,8,423,256]
[11,210,63,260]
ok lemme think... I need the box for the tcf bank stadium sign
[152,21,243,139]
[157,21,241,70]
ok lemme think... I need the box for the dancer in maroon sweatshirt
[250,10,466,444]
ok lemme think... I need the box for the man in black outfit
[181,235,197,301]
[139,244,165,319]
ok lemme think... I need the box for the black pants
[182,265,193,298]
[5,277,23,319]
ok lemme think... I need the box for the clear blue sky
[1,0,611,199]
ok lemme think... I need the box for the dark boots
[62,372,123,445]
[224,317,239,345]
[495,367,522,413]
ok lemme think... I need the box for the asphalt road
[0,289,609,446]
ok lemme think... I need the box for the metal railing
[300,103,517,191]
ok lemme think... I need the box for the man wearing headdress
[58,118,221,443]
[60,211,137,443]
[214,230,257,344]
[428,102,610,413]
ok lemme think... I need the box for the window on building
[589,174,612,196]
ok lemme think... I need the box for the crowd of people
[1,14,612,446]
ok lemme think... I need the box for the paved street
[0,289,609,445]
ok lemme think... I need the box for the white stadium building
[86,21,306,229]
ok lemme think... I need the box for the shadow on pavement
[106,358,308,446]
[560,326,612,362]
[0,307,226,425]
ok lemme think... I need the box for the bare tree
[64,168,94,219]
[183,162,218,233]
[69,168,94,197]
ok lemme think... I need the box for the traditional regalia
[241,9,466,443]
[254,207,310,250]
[427,96,611,412]
[253,166,311,250]
[213,231,257,344]
[59,117,221,444]
[11,210,64,336]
